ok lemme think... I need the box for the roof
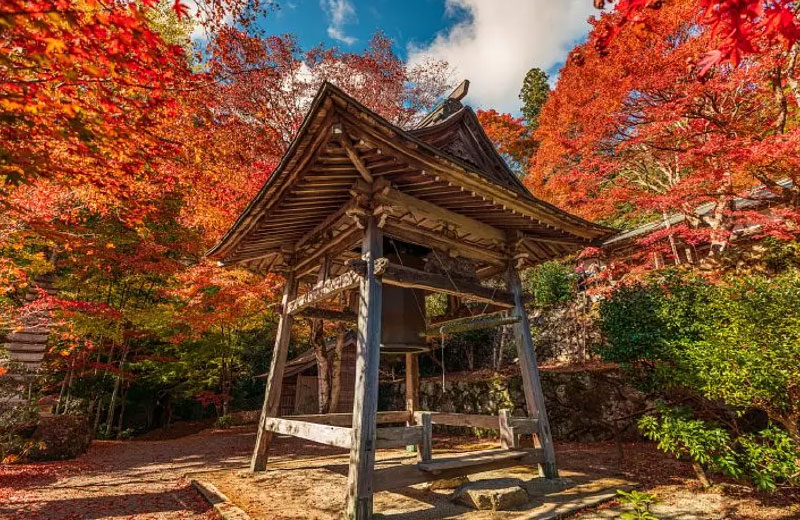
[603,179,794,248]
[208,82,613,274]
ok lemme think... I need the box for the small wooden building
[255,332,358,416]
[209,81,612,519]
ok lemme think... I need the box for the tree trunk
[692,460,711,488]
[93,397,103,434]
[328,326,347,413]
[115,382,129,439]
[311,319,331,414]
[777,414,800,447]
[105,343,129,437]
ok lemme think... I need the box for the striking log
[421,311,520,336]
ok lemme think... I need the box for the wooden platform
[372,448,543,492]
[417,449,528,474]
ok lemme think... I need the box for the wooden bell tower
[209,81,612,519]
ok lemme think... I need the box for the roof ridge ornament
[416,79,470,129]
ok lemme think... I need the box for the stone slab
[454,478,530,511]
[191,479,252,520]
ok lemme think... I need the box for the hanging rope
[440,329,446,392]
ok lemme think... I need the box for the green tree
[519,68,549,129]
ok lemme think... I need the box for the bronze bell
[380,245,429,354]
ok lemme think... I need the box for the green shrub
[617,489,660,520]
[638,405,740,486]
[684,272,800,444]
[597,271,708,390]
[523,261,575,307]
[214,414,232,429]
[736,426,800,492]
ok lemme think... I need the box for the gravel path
[0,426,256,520]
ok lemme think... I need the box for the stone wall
[379,368,648,442]
[529,298,601,365]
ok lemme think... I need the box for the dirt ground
[196,434,800,520]
[0,425,255,520]
[1,425,798,520]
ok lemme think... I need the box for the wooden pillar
[405,353,420,452]
[345,215,383,520]
[405,353,419,417]
[250,271,298,472]
[505,264,558,478]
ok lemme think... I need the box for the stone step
[4,342,48,353]
[5,351,46,363]
[6,332,49,343]
[0,360,42,372]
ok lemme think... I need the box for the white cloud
[321,0,358,45]
[407,0,595,113]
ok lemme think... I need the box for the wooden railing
[262,411,419,450]
[264,410,538,455]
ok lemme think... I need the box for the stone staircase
[1,273,56,405]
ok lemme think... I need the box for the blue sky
[264,0,464,58]
[259,1,597,113]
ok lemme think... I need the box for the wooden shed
[256,332,358,416]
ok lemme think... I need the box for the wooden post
[345,215,383,520]
[405,353,420,451]
[418,412,433,462]
[250,271,298,472]
[505,264,558,479]
[499,409,519,449]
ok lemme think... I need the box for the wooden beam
[294,200,355,251]
[375,426,423,449]
[381,221,507,267]
[295,307,358,323]
[420,412,500,430]
[262,417,352,449]
[345,215,383,520]
[506,264,558,479]
[286,271,361,315]
[337,126,374,184]
[374,185,506,245]
[289,411,412,427]
[349,259,514,307]
[294,227,360,275]
[251,272,298,472]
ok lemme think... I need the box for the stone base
[453,478,530,511]
[425,476,469,490]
